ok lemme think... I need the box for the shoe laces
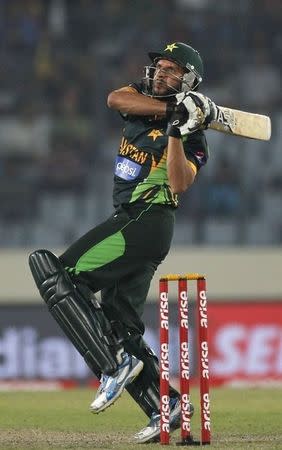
[118,352,130,368]
[146,411,160,428]
[101,374,109,386]
[95,374,109,398]
[136,411,160,436]
[146,398,179,427]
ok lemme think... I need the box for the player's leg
[126,336,191,444]
[99,263,162,414]
[54,203,175,416]
[80,204,177,422]
[28,247,144,413]
[124,333,181,410]
[29,249,119,375]
[100,263,193,443]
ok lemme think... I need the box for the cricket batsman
[29,41,215,443]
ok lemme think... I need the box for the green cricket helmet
[142,42,204,98]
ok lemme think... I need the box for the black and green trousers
[59,201,179,417]
[59,202,175,336]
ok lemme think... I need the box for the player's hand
[166,92,216,138]
[166,99,189,136]
[185,92,217,130]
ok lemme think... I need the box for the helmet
[142,42,204,98]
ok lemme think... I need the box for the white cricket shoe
[90,353,143,414]
[133,397,194,443]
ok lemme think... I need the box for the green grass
[0,387,281,449]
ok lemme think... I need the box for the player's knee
[29,249,74,308]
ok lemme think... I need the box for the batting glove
[166,92,216,138]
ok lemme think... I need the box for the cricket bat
[208,106,271,141]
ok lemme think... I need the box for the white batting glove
[176,92,216,134]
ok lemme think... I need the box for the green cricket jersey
[112,84,209,208]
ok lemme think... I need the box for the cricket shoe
[133,397,194,444]
[90,353,144,414]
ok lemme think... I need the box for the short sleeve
[182,130,209,172]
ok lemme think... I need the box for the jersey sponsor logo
[115,156,142,181]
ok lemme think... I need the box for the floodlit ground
[0,387,281,449]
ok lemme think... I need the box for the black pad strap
[29,249,119,376]
[124,334,179,418]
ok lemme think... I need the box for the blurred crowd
[0,0,281,247]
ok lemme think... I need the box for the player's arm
[167,137,197,194]
[166,91,213,193]
[107,86,167,116]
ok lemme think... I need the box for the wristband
[166,102,177,120]
[166,124,181,138]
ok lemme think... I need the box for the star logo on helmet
[164,43,178,52]
[148,130,163,141]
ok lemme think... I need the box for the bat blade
[208,106,271,141]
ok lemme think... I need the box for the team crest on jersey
[115,156,142,181]
[148,129,163,141]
